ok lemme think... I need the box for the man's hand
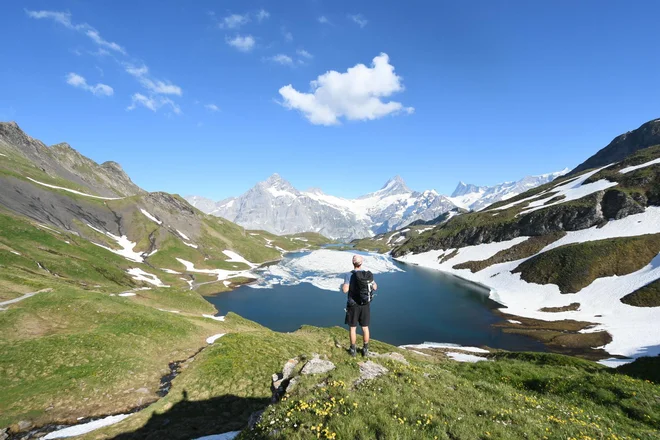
[342,283,349,293]
[372,281,378,291]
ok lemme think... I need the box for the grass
[67,323,659,440]
[620,279,660,307]
[514,234,660,293]
[0,288,226,428]
[453,232,567,273]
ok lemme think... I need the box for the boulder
[301,355,335,375]
[356,361,389,385]
[282,358,299,379]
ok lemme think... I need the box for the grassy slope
[454,232,567,273]
[621,279,660,307]
[514,234,660,293]
[0,203,280,429]
[85,324,660,440]
[395,145,660,258]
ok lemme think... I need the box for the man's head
[352,254,363,268]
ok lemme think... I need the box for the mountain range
[186,171,567,240]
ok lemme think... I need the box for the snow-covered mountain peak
[186,168,566,239]
[375,175,412,196]
[451,182,485,198]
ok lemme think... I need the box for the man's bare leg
[349,327,357,346]
[362,326,370,345]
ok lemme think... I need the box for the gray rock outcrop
[300,354,335,375]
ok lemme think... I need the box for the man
[342,254,378,357]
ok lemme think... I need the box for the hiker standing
[342,254,378,357]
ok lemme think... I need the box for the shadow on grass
[112,392,269,440]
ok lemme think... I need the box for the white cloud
[318,16,331,25]
[348,14,368,28]
[256,9,270,22]
[297,49,313,59]
[284,31,293,42]
[124,64,182,96]
[205,103,220,112]
[269,54,294,66]
[127,93,181,114]
[226,35,255,52]
[26,9,126,54]
[28,9,183,116]
[219,13,250,29]
[65,72,113,96]
[278,53,413,126]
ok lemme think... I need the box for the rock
[281,358,299,379]
[355,361,389,385]
[17,421,33,431]
[248,410,264,429]
[136,387,150,394]
[0,428,8,440]
[286,376,300,392]
[601,189,645,220]
[301,355,335,375]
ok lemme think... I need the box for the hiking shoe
[361,344,369,357]
[348,345,357,357]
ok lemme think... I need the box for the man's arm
[371,280,378,291]
[342,273,350,293]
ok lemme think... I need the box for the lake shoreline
[392,257,616,362]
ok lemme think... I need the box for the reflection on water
[206,257,546,351]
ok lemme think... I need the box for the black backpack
[349,270,374,305]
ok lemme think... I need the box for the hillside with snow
[391,120,660,363]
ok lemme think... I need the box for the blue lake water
[205,254,545,351]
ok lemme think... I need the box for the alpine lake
[205,249,545,351]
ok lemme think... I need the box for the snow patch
[176,258,257,282]
[203,314,226,321]
[206,333,226,344]
[27,177,123,200]
[87,224,145,263]
[140,209,162,225]
[161,268,181,274]
[184,242,199,249]
[176,230,191,241]
[446,352,490,363]
[127,268,170,287]
[620,158,660,174]
[507,320,522,324]
[223,250,257,268]
[10,251,21,256]
[43,414,130,439]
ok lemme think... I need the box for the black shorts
[345,304,370,327]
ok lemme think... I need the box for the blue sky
[1,1,660,200]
